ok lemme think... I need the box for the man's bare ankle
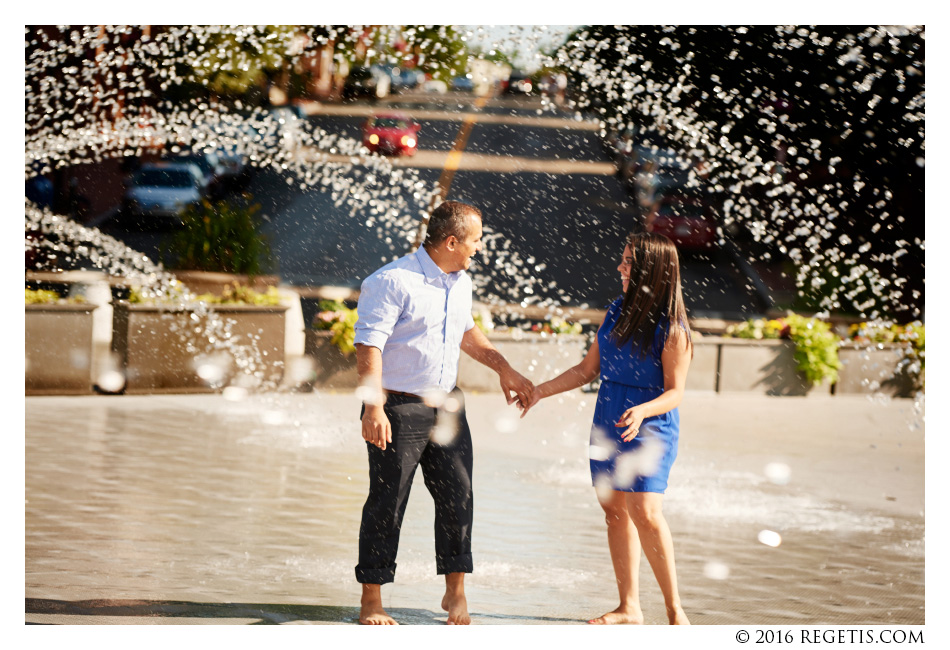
[361,584,383,604]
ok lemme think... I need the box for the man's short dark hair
[423,200,482,247]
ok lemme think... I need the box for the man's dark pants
[355,390,474,585]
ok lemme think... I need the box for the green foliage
[474,46,515,68]
[312,299,358,355]
[849,320,925,391]
[182,26,298,97]
[128,282,185,304]
[193,283,281,306]
[782,313,842,386]
[390,25,470,83]
[25,288,61,304]
[324,25,470,84]
[162,195,272,276]
[129,282,279,306]
[726,313,841,386]
[724,317,787,340]
[473,311,492,334]
[25,288,86,304]
[531,317,583,335]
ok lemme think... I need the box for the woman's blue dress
[590,298,680,493]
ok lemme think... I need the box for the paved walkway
[25,390,925,626]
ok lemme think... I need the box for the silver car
[123,162,206,219]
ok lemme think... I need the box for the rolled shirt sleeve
[354,271,404,352]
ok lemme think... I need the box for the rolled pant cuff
[436,553,473,575]
[355,565,397,585]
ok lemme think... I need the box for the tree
[400,25,470,82]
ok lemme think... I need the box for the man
[353,200,534,625]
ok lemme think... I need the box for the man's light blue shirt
[354,246,475,394]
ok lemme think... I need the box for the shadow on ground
[26,597,373,625]
[25,598,582,625]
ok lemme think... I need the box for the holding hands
[499,366,536,413]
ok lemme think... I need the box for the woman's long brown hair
[610,231,692,358]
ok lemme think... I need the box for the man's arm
[460,326,534,407]
[356,343,392,451]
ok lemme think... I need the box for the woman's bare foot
[587,605,644,625]
[667,605,690,625]
[442,573,471,625]
[359,584,398,625]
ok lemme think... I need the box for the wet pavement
[25,390,925,625]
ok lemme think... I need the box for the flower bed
[720,313,924,396]
[836,321,924,396]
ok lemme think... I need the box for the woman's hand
[518,384,542,418]
[616,406,645,441]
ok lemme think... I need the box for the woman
[524,231,692,625]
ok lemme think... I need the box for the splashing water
[26,201,285,391]
[24,25,557,311]
[544,25,924,321]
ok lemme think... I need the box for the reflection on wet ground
[26,391,924,624]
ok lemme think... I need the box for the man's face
[447,214,483,272]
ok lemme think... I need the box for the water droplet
[758,530,783,547]
[703,561,730,580]
[764,462,792,485]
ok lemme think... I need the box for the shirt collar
[415,246,460,285]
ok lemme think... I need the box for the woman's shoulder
[600,296,623,326]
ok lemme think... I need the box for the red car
[646,195,718,251]
[362,112,420,156]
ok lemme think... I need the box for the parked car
[646,194,718,251]
[362,112,420,156]
[451,76,475,92]
[621,145,697,210]
[268,106,304,149]
[122,161,205,220]
[422,79,448,94]
[603,123,638,166]
[342,66,391,101]
[210,140,249,185]
[504,71,533,94]
[165,152,227,196]
[373,64,424,93]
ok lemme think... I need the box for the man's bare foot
[587,605,644,625]
[441,592,470,625]
[359,584,398,625]
[441,573,471,625]
[667,605,690,625]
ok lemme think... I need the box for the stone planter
[687,338,720,392]
[458,331,588,392]
[111,301,288,394]
[836,343,918,397]
[305,330,360,389]
[26,303,98,395]
[715,337,832,396]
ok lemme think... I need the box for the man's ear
[445,235,458,251]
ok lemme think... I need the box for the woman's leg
[626,492,690,624]
[588,489,644,624]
